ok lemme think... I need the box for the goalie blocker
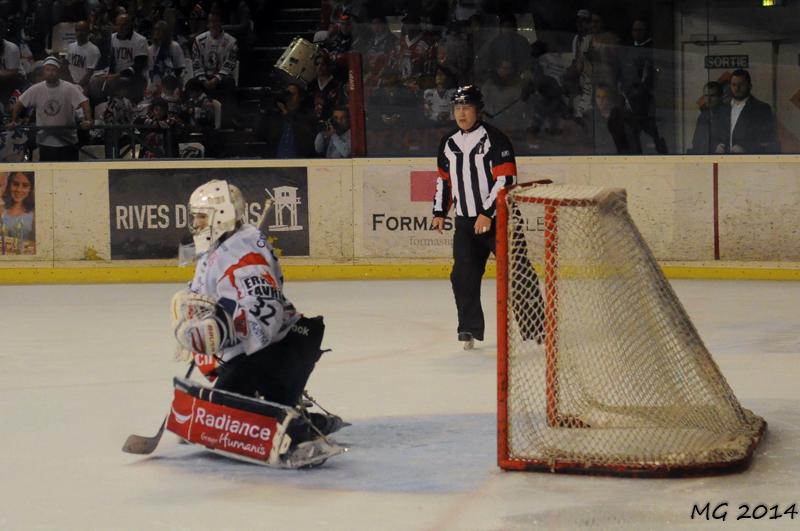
[166,377,346,468]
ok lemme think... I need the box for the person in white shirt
[314,106,351,158]
[66,21,101,92]
[191,10,238,125]
[108,14,149,102]
[423,66,455,124]
[0,20,23,101]
[481,59,529,135]
[714,69,778,154]
[191,11,238,87]
[9,56,92,161]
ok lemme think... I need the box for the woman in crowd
[0,172,7,218]
[1,171,35,253]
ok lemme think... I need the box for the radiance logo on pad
[166,388,279,461]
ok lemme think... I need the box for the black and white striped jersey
[433,121,517,219]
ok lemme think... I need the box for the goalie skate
[315,413,350,435]
[299,391,351,435]
[282,438,347,469]
[174,434,346,469]
[173,432,347,469]
[303,409,351,436]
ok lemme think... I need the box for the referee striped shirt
[433,121,517,219]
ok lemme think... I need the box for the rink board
[0,156,799,281]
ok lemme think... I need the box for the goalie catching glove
[171,290,235,356]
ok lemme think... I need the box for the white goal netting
[498,184,765,475]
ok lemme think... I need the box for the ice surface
[0,279,798,530]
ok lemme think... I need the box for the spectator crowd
[309,3,676,156]
[0,0,781,160]
[307,1,778,157]
[0,0,254,160]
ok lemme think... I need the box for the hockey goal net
[496,184,765,476]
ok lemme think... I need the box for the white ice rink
[1,278,799,530]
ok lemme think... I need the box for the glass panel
[679,1,786,154]
[2,0,799,160]
[357,3,681,157]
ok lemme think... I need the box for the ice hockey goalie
[166,179,348,468]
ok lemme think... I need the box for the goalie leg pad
[166,377,345,468]
[167,377,294,464]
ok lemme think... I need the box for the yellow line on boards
[659,266,800,281]
[0,263,799,284]
[0,267,195,284]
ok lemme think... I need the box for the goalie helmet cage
[496,184,765,477]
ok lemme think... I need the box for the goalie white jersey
[189,224,300,362]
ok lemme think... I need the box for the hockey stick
[255,196,274,232]
[122,362,195,455]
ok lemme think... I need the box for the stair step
[253,46,289,64]
[238,86,270,98]
[272,20,319,31]
[277,8,321,21]
[239,4,322,89]
[259,32,316,47]
[254,45,288,53]
[218,129,258,141]
[283,8,320,14]
[273,18,319,24]
[224,142,269,158]
[273,30,316,37]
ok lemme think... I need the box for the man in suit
[715,69,779,154]
[689,81,726,154]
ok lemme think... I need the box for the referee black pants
[451,216,495,341]
[451,215,545,343]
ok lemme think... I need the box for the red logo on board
[410,171,438,202]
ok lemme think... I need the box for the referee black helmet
[451,85,484,110]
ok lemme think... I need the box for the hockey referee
[432,85,531,350]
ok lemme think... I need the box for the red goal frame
[496,185,596,472]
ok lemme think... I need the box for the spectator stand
[208,1,322,158]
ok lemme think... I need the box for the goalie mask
[188,180,247,255]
